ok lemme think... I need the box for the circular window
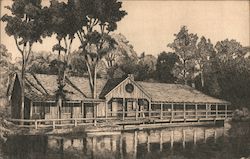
[125,83,134,93]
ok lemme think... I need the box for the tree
[26,51,57,74]
[46,0,80,119]
[135,53,157,81]
[105,33,138,68]
[196,36,215,88]
[74,0,127,98]
[1,0,48,120]
[168,26,198,85]
[215,39,246,62]
[0,44,12,97]
[155,52,178,83]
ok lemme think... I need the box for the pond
[1,122,250,159]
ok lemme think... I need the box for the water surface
[1,122,250,159]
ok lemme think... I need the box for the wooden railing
[9,109,233,130]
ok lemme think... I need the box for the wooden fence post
[171,103,174,122]
[53,120,56,129]
[195,104,198,119]
[74,119,77,127]
[183,103,186,121]
[160,103,163,120]
[123,98,125,121]
[216,104,218,118]
[149,101,152,119]
[225,104,227,118]
[35,120,38,130]
[205,104,208,118]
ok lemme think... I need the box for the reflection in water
[2,122,250,159]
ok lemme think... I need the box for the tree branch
[14,37,23,55]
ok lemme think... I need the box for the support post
[93,103,97,124]
[81,102,84,118]
[193,129,197,146]
[160,103,163,120]
[105,101,108,121]
[30,101,33,119]
[183,103,186,121]
[170,130,174,150]
[160,130,163,152]
[216,103,218,118]
[214,129,217,143]
[225,104,227,118]
[122,98,125,121]
[134,131,137,158]
[147,133,150,152]
[149,101,152,119]
[171,103,174,122]
[53,120,56,129]
[182,129,186,149]
[195,104,198,119]
[35,120,38,130]
[136,99,138,121]
[205,104,208,118]
[204,129,207,143]
[74,119,77,127]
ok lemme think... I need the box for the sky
[0,0,249,61]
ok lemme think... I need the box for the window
[32,102,52,114]
[62,102,72,114]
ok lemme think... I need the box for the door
[126,100,135,117]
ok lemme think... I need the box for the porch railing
[9,109,233,130]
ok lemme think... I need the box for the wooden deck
[8,109,233,131]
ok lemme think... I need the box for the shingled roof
[137,82,229,104]
[11,73,229,104]
[22,73,107,101]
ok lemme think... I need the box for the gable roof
[137,82,229,104]
[14,73,107,101]
[10,73,229,104]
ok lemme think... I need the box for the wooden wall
[105,78,150,102]
[10,77,21,119]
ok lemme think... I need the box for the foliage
[105,33,138,68]
[155,51,178,83]
[74,0,127,98]
[1,0,48,120]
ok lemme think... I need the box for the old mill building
[8,73,232,127]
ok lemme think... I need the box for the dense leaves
[168,26,198,84]
[155,52,178,83]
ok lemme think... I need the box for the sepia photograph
[0,0,249,158]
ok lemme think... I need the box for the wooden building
[8,73,231,123]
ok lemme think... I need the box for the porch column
[81,102,84,118]
[205,104,208,118]
[105,101,108,120]
[30,101,33,119]
[122,98,125,121]
[93,103,97,126]
[183,103,186,120]
[215,104,218,118]
[171,103,174,122]
[225,104,228,118]
[160,103,163,120]
[149,101,152,119]
[136,99,139,121]
[195,104,198,119]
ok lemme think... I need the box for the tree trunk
[20,59,25,124]
[57,96,62,120]
[183,59,187,85]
